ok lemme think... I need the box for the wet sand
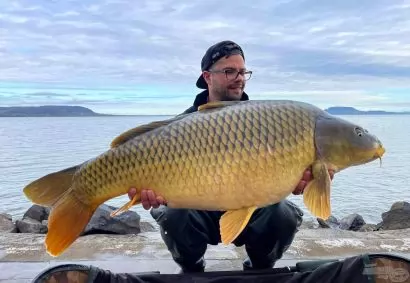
[1,228,409,282]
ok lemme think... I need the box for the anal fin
[220,206,258,244]
[303,161,332,219]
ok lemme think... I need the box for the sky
[1,0,410,115]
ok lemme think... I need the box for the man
[128,40,335,273]
[34,40,335,282]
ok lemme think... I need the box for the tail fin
[23,163,96,256]
[46,193,96,256]
[23,165,81,206]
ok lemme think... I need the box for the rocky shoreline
[1,201,409,236]
[0,204,157,235]
[302,200,410,232]
[1,224,409,262]
[0,201,409,263]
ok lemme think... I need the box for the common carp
[23,100,385,257]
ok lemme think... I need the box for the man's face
[203,54,247,101]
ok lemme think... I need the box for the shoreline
[1,228,409,263]
[1,200,408,279]
[1,227,409,282]
[1,201,408,261]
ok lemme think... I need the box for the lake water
[0,115,409,225]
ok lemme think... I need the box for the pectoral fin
[219,206,257,244]
[303,161,332,220]
[110,193,141,217]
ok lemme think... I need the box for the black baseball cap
[196,40,245,89]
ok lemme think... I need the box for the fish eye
[354,127,364,137]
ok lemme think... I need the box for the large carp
[23,100,385,256]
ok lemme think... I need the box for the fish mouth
[374,144,385,158]
[373,146,386,167]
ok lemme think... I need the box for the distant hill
[1,105,409,117]
[325,106,410,115]
[0,106,108,117]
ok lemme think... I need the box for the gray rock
[299,219,318,229]
[139,221,157,232]
[317,215,340,229]
[17,203,144,235]
[390,201,410,211]
[378,201,410,230]
[339,213,365,231]
[0,213,17,233]
[374,222,384,231]
[82,204,141,235]
[23,205,50,222]
[358,224,377,232]
[16,217,47,234]
[15,205,50,234]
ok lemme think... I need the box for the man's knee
[263,200,304,233]
[150,206,187,230]
[234,200,303,246]
[150,206,199,244]
[150,206,222,245]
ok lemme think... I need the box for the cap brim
[196,74,208,89]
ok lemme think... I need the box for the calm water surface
[1,115,409,224]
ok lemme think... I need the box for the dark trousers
[150,200,304,271]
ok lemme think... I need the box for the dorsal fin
[110,114,189,148]
[110,101,241,148]
[198,101,242,112]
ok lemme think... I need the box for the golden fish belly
[74,100,318,210]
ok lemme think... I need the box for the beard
[216,83,244,101]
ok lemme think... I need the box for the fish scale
[23,99,385,256]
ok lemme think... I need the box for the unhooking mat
[32,253,410,283]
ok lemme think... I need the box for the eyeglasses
[209,68,253,81]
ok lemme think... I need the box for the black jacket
[181,90,249,114]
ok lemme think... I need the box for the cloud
[1,0,410,114]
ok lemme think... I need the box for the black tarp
[99,253,410,283]
[33,253,410,283]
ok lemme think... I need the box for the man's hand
[292,168,335,195]
[128,188,167,210]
